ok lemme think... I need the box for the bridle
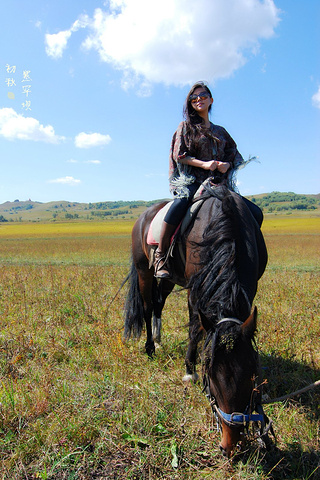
[203,317,274,443]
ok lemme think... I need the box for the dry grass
[0,217,319,479]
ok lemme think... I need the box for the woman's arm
[178,154,230,173]
[177,154,217,171]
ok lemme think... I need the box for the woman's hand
[202,160,218,171]
[216,161,230,174]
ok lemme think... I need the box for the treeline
[90,210,129,217]
[251,192,318,212]
[87,200,155,210]
[7,204,34,211]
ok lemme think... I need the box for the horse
[124,182,270,456]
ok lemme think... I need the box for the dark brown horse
[124,183,270,456]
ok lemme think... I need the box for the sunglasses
[189,91,211,103]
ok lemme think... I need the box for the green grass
[0,217,319,479]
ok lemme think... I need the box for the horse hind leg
[152,279,175,345]
[144,310,155,357]
[152,314,162,344]
[123,257,154,357]
[151,278,161,344]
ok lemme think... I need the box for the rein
[262,379,320,405]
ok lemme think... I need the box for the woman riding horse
[154,81,262,278]
[124,83,270,456]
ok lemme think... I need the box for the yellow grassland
[0,220,134,238]
[0,216,319,239]
[261,216,320,234]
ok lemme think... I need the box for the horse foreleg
[183,301,204,383]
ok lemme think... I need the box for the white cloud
[0,108,65,143]
[75,132,111,148]
[312,86,320,109]
[45,0,280,88]
[45,15,89,59]
[45,30,72,59]
[48,176,81,186]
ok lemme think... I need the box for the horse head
[204,308,263,457]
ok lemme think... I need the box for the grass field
[0,217,319,479]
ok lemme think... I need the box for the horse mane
[188,185,251,329]
[203,322,241,371]
[202,320,258,374]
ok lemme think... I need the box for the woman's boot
[154,221,176,278]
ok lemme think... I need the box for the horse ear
[241,306,257,338]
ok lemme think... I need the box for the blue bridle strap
[216,407,265,426]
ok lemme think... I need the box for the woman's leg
[154,183,199,278]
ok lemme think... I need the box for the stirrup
[154,250,171,278]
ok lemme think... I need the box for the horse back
[132,201,169,268]
[230,192,268,282]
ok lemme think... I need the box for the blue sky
[1,0,319,203]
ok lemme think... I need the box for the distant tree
[0,215,8,222]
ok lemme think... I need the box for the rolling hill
[0,192,319,223]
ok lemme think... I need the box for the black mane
[188,185,251,328]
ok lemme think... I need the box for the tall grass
[0,218,319,479]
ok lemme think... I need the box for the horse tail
[123,258,144,339]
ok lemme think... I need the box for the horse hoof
[182,373,199,384]
[145,343,155,358]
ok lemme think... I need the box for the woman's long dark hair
[182,81,219,151]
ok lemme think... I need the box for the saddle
[146,183,206,270]
[146,199,203,246]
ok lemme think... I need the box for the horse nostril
[219,445,227,457]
